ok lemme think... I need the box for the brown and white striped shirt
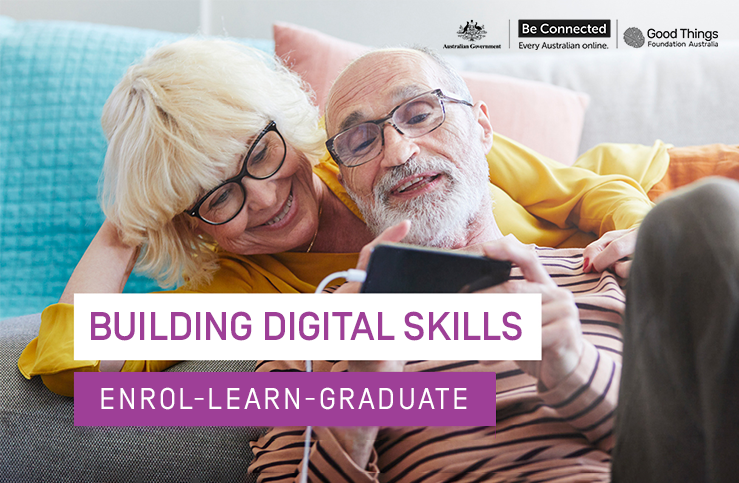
[249,247,624,482]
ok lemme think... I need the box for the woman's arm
[18,221,139,389]
[60,219,139,304]
[488,134,666,237]
[61,220,139,372]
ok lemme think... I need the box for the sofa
[2,17,738,482]
[2,315,263,483]
[0,17,273,483]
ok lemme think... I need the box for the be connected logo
[517,19,611,50]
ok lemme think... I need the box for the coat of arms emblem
[458,20,487,41]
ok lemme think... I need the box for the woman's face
[195,142,320,256]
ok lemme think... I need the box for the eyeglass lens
[335,92,445,167]
[198,129,285,224]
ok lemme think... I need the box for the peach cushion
[274,22,589,165]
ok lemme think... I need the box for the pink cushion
[274,22,589,165]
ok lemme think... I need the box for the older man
[248,48,625,482]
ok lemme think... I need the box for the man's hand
[583,227,637,279]
[333,221,411,294]
[478,238,584,390]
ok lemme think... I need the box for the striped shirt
[249,247,624,482]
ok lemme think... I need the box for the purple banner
[75,372,496,427]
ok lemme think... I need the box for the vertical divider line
[200,0,212,36]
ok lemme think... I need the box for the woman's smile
[212,155,319,254]
[262,191,293,227]
[253,188,298,231]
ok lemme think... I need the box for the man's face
[326,50,493,248]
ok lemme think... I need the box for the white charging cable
[314,268,367,293]
[299,269,367,482]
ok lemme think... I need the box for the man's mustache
[374,157,457,205]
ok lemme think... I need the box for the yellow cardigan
[18,134,669,396]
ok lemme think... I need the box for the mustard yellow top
[18,134,669,396]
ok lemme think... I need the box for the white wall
[2,0,738,51]
[0,0,201,33]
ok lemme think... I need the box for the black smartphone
[360,243,512,293]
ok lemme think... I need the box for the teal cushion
[0,17,274,320]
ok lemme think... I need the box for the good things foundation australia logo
[622,26,719,48]
[623,27,645,48]
[458,20,487,41]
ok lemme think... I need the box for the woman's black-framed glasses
[186,121,287,225]
[326,89,473,168]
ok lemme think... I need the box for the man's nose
[380,123,420,168]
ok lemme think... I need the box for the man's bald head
[326,48,471,137]
[323,47,498,249]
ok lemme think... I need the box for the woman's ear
[474,101,494,152]
[188,217,205,236]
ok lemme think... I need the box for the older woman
[19,39,669,397]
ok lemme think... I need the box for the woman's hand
[333,221,411,294]
[476,238,584,390]
[582,227,637,279]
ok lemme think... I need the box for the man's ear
[474,101,494,152]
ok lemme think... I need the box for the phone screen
[360,243,512,293]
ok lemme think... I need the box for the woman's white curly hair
[100,38,324,288]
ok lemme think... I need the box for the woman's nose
[243,177,278,214]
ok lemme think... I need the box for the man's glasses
[186,121,286,225]
[326,89,473,168]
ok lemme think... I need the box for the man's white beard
[348,155,491,248]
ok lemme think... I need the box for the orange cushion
[649,144,739,201]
